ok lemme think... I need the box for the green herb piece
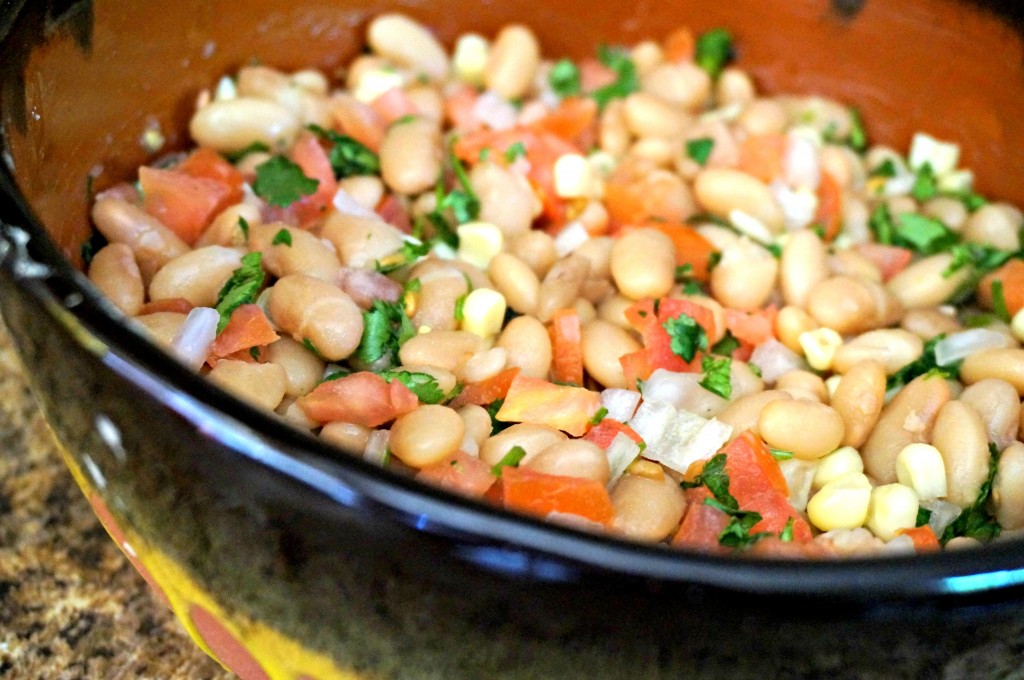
[549,59,582,98]
[710,331,741,357]
[686,137,715,166]
[249,346,261,361]
[894,213,958,254]
[694,28,734,79]
[391,114,418,127]
[681,454,771,549]
[700,355,733,399]
[748,363,762,378]
[911,163,938,201]
[682,281,704,295]
[454,293,467,322]
[870,158,898,179]
[356,299,416,365]
[943,243,1015,279]
[779,517,795,542]
[991,280,1011,323]
[485,399,513,435]
[214,252,265,333]
[376,239,432,274]
[769,448,794,461]
[591,45,639,110]
[237,216,250,240]
[847,108,867,152]
[868,203,895,245]
[320,369,351,383]
[886,334,959,391]
[491,446,527,476]
[378,369,446,404]
[302,338,324,359]
[503,141,528,164]
[272,228,293,247]
[662,313,709,362]
[307,124,380,178]
[680,453,731,497]
[80,230,108,266]
[707,251,723,272]
[765,243,783,259]
[478,148,491,163]
[940,444,1001,544]
[589,407,608,426]
[915,506,933,528]
[252,156,319,207]
[223,141,270,163]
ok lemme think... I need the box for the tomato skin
[583,419,643,449]
[897,525,941,552]
[815,169,844,242]
[139,166,231,245]
[979,259,1024,317]
[494,375,601,437]
[449,367,520,409]
[297,372,418,427]
[177,147,245,207]
[371,87,420,125]
[208,304,280,360]
[619,298,718,381]
[855,243,913,281]
[333,95,386,152]
[417,451,496,498]
[737,134,788,183]
[549,309,584,386]
[672,487,730,552]
[501,467,614,525]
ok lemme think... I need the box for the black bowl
[2,1,1024,677]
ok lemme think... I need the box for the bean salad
[84,15,1024,557]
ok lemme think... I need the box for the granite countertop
[0,320,231,679]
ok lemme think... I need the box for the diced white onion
[473,90,518,130]
[750,338,807,384]
[934,328,1014,367]
[553,220,590,257]
[921,498,962,538]
[779,458,817,512]
[364,429,390,466]
[213,76,237,102]
[629,400,732,474]
[169,307,219,371]
[600,388,641,423]
[880,173,915,198]
[606,432,641,487]
[908,132,960,175]
[460,433,480,457]
[332,187,380,219]
[784,133,821,190]
[771,181,818,231]
[641,368,726,417]
[937,169,974,193]
[728,210,774,244]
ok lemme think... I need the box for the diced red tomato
[501,467,614,525]
[445,84,482,132]
[578,58,617,92]
[332,95,386,152]
[297,372,418,427]
[604,171,693,227]
[979,259,1024,317]
[417,451,496,498]
[138,298,194,315]
[449,367,521,409]
[855,243,913,281]
[897,525,941,552]
[663,27,696,63]
[724,306,777,346]
[549,309,584,386]
[494,375,601,437]
[583,419,644,449]
[815,169,844,242]
[139,166,232,245]
[620,297,718,382]
[671,487,730,553]
[375,193,412,233]
[737,134,788,183]
[530,97,598,146]
[208,304,280,360]
[176,147,245,209]
[278,132,339,227]
[371,87,420,125]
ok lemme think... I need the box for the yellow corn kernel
[452,33,489,86]
[812,446,864,489]
[626,459,664,481]
[799,327,843,372]
[353,67,405,103]
[824,374,842,400]
[1011,306,1024,343]
[460,288,506,338]
[866,483,919,541]
[457,221,504,269]
[807,473,872,531]
[895,443,948,501]
[554,153,594,199]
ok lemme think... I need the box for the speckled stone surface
[0,321,231,680]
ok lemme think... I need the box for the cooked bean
[819,145,863,191]
[319,421,372,455]
[710,239,778,311]
[611,475,687,542]
[321,213,404,269]
[600,99,630,156]
[268,275,364,361]
[776,370,827,403]
[208,360,288,411]
[828,250,882,284]
[250,224,340,282]
[479,423,567,466]
[959,379,1021,451]
[236,66,332,128]
[642,62,710,111]
[581,319,642,389]
[960,348,1024,395]
[597,294,634,330]
[367,13,450,81]
[497,316,553,379]
[830,360,887,448]
[379,117,442,195]
[716,67,755,107]
[963,203,1022,251]
[759,400,845,460]
[337,176,385,211]
[994,442,1024,530]
[189,97,299,153]
[131,312,187,350]
[458,404,492,447]
[610,228,676,302]
[887,253,972,309]
[485,25,541,99]
[933,400,990,508]
[88,244,144,316]
[196,203,261,248]
[718,390,792,441]
[832,329,924,376]
[536,254,591,322]
[922,196,969,232]
[488,253,540,315]
[459,347,508,383]
[623,92,690,138]
[390,405,466,468]
[471,162,538,238]
[900,308,961,340]
[781,230,828,307]
[264,337,326,397]
[807,276,897,335]
[509,230,558,278]
[412,269,469,332]
[861,375,952,483]
[573,237,615,281]
[398,330,483,374]
[149,246,243,307]
[775,305,819,354]
[730,361,766,401]
[526,439,610,483]
[693,169,784,233]
[91,197,191,282]
[738,99,788,136]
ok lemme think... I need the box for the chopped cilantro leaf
[886,334,959,391]
[868,203,895,245]
[378,369,446,404]
[356,299,416,365]
[940,444,1001,544]
[662,313,709,362]
[252,156,319,207]
[249,346,262,361]
[271,228,292,247]
[376,239,431,274]
[237,216,250,240]
[682,280,704,295]
[503,141,528,164]
[214,252,265,333]
[765,243,783,259]
[779,517,795,542]
[486,399,512,435]
[942,243,1014,278]
[491,446,527,476]
[710,331,741,357]
[80,230,108,266]
[223,141,270,163]
[454,293,467,322]
[992,280,1011,323]
[707,251,723,272]
[769,448,794,461]
[848,108,868,152]
[916,506,933,528]
[681,453,771,549]
[549,59,582,98]
[870,158,898,179]
[911,163,938,201]
[591,45,639,110]
[686,137,715,166]
[700,355,733,399]
[307,124,380,178]
[694,28,734,79]
[302,338,323,359]
[391,114,418,127]
[894,213,958,254]
[589,407,608,426]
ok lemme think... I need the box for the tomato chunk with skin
[549,309,584,386]
[620,297,718,382]
[417,451,496,498]
[208,304,280,360]
[494,375,602,437]
[501,467,614,525]
[672,487,730,553]
[140,166,232,245]
[583,419,644,449]
[449,367,520,409]
[297,372,418,427]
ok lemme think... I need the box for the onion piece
[169,307,219,371]
[363,429,390,466]
[606,432,641,487]
[600,388,641,423]
[750,338,806,384]
[332,187,380,219]
[921,498,962,538]
[553,220,590,257]
[778,458,816,512]
[934,328,1015,367]
[784,133,821,190]
[473,90,518,131]
[642,368,727,418]
[629,399,732,475]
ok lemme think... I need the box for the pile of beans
[85,14,1024,557]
